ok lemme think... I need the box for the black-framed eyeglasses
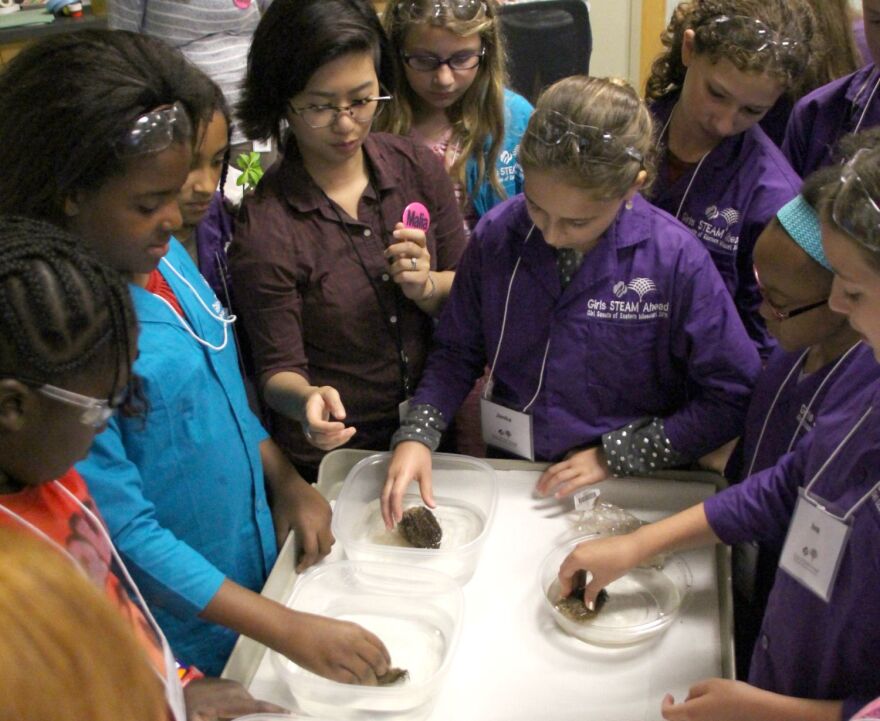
[288,95,393,129]
[527,109,644,165]
[753,265,828,321]
[832,148,880,253]
[703,15,800,57]
[113,101,193,159]
[402,48,484,72]
[394,0,487,22]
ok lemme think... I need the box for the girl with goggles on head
[378,0,532,232]
[557,141,880,721]
[381,75,759,527]
[783,0,880,177]
[646,0,818,361]
[231,0,468,482]
[0,28,392,692]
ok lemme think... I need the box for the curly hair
[645,0,819,103]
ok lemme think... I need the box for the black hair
[238,0,395,146]
[207,83,233,204]
[0,216,143,414]
[0,29,216,225]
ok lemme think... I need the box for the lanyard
[154,256,237,352]
[324,186,413,398]
[853,71,880,133]
[802,404,880,522]
[659,106,710,220]
[745,342,863,478]
[0,483,186,721]
[483,224,552,413]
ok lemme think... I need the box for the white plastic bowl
[331,452,498,583]
[539,534,692,646]
[272,561,464,721]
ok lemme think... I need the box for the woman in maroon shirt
[232,0,467,480]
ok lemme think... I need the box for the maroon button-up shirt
[229,132,467,472]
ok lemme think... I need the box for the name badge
[778,488,852,603]
[398,399,411,424]
[479,397,535,461]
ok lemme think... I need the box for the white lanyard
[155,256,236,352]
[482,224,552,413]
[0,485,187,721]
[745,342,862,478]
[802,405,880,521]
[659,107,710,220]
[854,71,880,133]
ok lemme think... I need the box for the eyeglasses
[753,265,827,321]
[526,109,644,165]
[394,0,487,22]
[288,95,392,129]
[831,148,880,253]
[113,101,193,158]
[402,48,484,72]
[36,383,126,428]
[703,15,800,58]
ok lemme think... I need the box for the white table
[223,452,733,721]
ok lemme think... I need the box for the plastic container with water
[539,534,693,646]
[331,452,498,583]
[271,561,463,721]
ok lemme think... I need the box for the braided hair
[0,216,141,412]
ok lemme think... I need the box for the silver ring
[410,257,418,271]
[304,428,313,441]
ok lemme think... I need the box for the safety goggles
[113,101,193,159]
[526,109,644,165]
[753,265,827,321]
[831,148,880,253]
[36,383,126,429]
[394,0,487,23]
[402,47,484,72]
[703,15,800,58]
[288,95,392,129]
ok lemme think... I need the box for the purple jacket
[726,342,878,483]
[412,193,760,462]
[782,64,880,177]
[705,365,880,718]
[194,192,234,304]
[651,96,801,359]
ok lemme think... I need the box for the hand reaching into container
[557,533,640,607]
[382,441,435,529]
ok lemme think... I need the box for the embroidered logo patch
[680,204,742,254]
[586,278,669,321]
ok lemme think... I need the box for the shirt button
[381,273,390,281]
[363,229,372,237]
[390,315,398,324]
[761,634,769,651]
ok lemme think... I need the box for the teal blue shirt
[77,239,275,675]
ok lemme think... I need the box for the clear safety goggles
[394,0,487,23]
[831,148,880,253]
[113,101,193,159]
[36,383,126,428]
[526,109,644,166]
[702,15,800,58]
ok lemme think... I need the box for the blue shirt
[77,239,276,675]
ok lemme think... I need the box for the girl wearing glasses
[783,0,880,177]
[382,76,760,525]
[646,0,817,360]
[557,145,880,721]
[231,0,467,482]
[379,0,532,232]
[0,29,391,685]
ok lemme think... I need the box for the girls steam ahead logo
[590,277,669,321]
[613,277,658,302]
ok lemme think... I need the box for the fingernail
[586,600,595,611]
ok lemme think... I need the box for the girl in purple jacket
[646,0,817,359]
[558,144,880,721]
[382,76,760,526]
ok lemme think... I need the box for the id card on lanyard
[778,405,880,603]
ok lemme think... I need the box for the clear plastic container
[331,452,498,583]
[539,534,693,646]
[271,561,463,721]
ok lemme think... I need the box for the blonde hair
[0,529,165,721]
[799,0,860,96]
[520,76,655,200]
[378,0,507,203]
[645,0,818,103]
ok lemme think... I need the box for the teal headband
[776,194,831,271]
